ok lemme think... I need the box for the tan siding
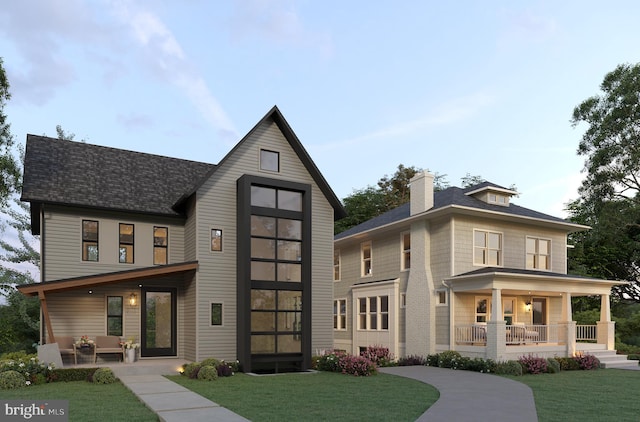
[193,120,335,360]
[42,205,185,282]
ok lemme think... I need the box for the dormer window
[465,184,516,207]
[488,193,509,206]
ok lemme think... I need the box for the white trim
[361,241,372,277]
[525,235,552,271]
[400,231,410,271]
[473,228,504,267]
[333,248,341,282]
[435,289,447,306]
[333,298,347,330]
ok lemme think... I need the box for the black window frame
[82,220,99,262]
[107,296,123,336]
[153,226,168,265]
[119,223,135,264]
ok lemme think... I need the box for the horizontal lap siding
[43,206,185,282]
[194,120,335,360]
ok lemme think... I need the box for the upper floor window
[260,149,280,172]
[474,230,502,266]
[401,232,411,270]
[488,193,508,206]
[82,220,99,261]
[333,249,341,281]
[526,237,551,270]
[154,226,168,265]
[436,290,447,306]
[251,185,302,211]
[361,242,372,277]
[333,299,346,330]
[119,223,134,264]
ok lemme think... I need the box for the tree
[568,63,640,301]
[0,57,20,208]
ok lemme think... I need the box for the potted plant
[76,335,94,348]
[121,339,140,363]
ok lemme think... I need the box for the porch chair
[94,336,125,363]
[56,336,77,365]
[509,323,526,344]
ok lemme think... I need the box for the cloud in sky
[316,92,496,152]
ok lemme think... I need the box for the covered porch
[443,268,625,361]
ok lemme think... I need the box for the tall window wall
[237,175,311,373]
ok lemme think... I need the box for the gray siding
[193,119,335,361]
[42,205,186,282]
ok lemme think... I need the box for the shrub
[627,354,640,360]
[463,357,495,373]
[397,355,427,366]
[426,354,439,367]
[216,362,233,377]
[338,354,377,376]
[182,362,202,379]
[494,360,523,376]
[51,368,97,382]
[518,354,548,374]
[555,357,580,371]
[200,358,221,368]
[361,346,395,367]
[0,370,27,389]
[316,350,346,373]
[0,356,55,384]
[92,368,116,384]
[573,353,600,370]
[546,358,561,374]
[437,351,464,369]
[0,351,33,361]
[616,342,640,355]
[197,365,219,381]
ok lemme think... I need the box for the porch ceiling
[17,261,198,296]
[444,267,627,296]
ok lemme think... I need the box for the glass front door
[141,288,177,357]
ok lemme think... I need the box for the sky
[2,0,640,222]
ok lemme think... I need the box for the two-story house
[333,171,623,362]
[17,106,346,373]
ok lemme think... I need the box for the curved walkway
[380,366,538,422]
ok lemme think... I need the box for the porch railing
[576,325,597,341]
[455,324,560,345]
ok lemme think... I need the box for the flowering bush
[0,356,55,385]
[338,354,377,376]
[518,354,548,374]
[573,353,600,370]
[361,345,395,367]
[315,350,347,372]
[437,351,464,369]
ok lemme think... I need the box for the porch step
[579,349,639,369]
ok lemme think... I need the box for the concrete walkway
[117,374,250,422]
[380,366,538,422]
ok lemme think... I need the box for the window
[475,297,490,323]
[107,296,123,336]
[503,298,515,325]
[526,237,551,270]
[153,226,168,265]
[401,232,410,270]
[82,220,99,261]
[211,303,223,326]
[488,193,508,206]
[358,295,389,330]
[361,242,372,276]
[436,290,447,305]
[333,299,346,330]
[260,149,280,172]
[333,249,341,281]
[400,293,406,308]
[211,229,222,252]
[474,230,502,266]
[119,223,134,263]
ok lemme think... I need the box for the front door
[141,288,177,357]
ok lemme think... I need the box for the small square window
[260,149,279,172]
[211,303,223,326]
[436,290,447,305]
[211,229,222,252]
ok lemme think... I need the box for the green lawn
[505,369,640,421]
[0,381,158,422]
[168,371,438,422]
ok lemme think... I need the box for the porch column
[561,292,572,322]
[597,294,615,350]
[487,289,506,361]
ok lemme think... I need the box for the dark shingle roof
[21,135,215,216]
[335,184,573,240]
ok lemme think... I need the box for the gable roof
[173,105,346,220]
[21,135,214,218]
[335,183,585,240]
[21,106,347,232]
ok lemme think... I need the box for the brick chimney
[410,171,434,216]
